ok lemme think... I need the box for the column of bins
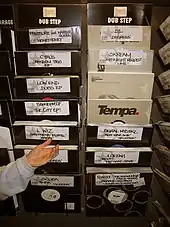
[85,3,154,217]
[13,3,82,214]
[0,5,17,216]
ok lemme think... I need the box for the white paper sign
[28,51,71,68]
[26,78,71,93]
[95,173,140,186]
[64,203,75,210]
[31,175,74,187]
[99,49,145,66]
[29,27,72,44]
[49,150,68,163]
[100,26,143,42]
[97,125,143,141]
[160,15,170,41]
[25,101,70,116]
[133,177,145,187]
[108,190,127,204]
[25,126,69,140]
[24,149,68,162]
[0,105,2,115]
[94,151,139,164]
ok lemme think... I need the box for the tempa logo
[98,105,140,117]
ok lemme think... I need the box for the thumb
[39,138,52,148]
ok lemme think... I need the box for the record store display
[0,2,168,219]
[86,3,153,217]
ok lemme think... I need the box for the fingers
[39,138,52,148]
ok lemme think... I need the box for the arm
[0,156,35,200]
[0,139,59,201]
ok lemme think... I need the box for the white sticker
[159,42,170,65]
[24,149,68,162]
[133,177,145,187]
[160,15,170,41]
[97,125,143,141]
[31,175,74,187]
[41,189,60,202]
[25,101,70,116]
[26,78,71,93]
[0,104,2,115]
[28,51,71,68]
[95,173,140,186]
[158,70,170,90]
[29,27,72,45]
[100,26,143,42]
[43,7,56,18]
[64,203,75,210]
[49,150,68,163]
[108,190,127,204]
[94,151,139,164]
[25,126,69,141]
[114,7,127,17]
[99,49,145,66]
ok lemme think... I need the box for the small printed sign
[107,190,127,204]
[43,7,56,18]
[97,125,143,141]
[94,151,139,164]
[25,101,70,116]
[25,126,69,141]
[114,7,127,17]
[99,49,145,66]
[31,175,74,187]
[64,203,75,210]
[29,27,72,44]
[26,77,71,93]
[100,26,143,42]
[95,173,140,186]
[28,51,71,68]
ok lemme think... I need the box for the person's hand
[26,139,59,168]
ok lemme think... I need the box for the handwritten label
[94,151,139,164]
[158,70,170,90]
[25,101,70,116]
[41,189,60,202]
[97,126,143,141]
[133,177,145,187]
[159,42,170,65]
[99,49,145,66]
[31,175,74,187]
[108,190,127,204]
[29,27,72,44]
[0,105,2,115]
[28,51,71,68]
[43,7,56,18]
[160,15,170,41]
[95,173,140,186]
[24,149,68,162]
[100,26,143,42]
[26,78,71,93]
[114,7,127,17]
[64,203,75,210]
[25,126,69,140]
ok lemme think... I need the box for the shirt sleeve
[0,156,35,201]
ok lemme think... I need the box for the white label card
[24,149,68,162]
[26,78,71,93]
[0,105,2,115]
[160,15,170,41]
[25,101,70,116]
[31,175,74,187]
[64,203,75,210]
[114,7,127,17]
[94,151,139,164]
[28,51,71,68]
[43,7,56,18]
[100,26,143,42]
[99,49,145,66]
[25,126,69,141]
[29,27,72,45]
[133,177,145,187]
[97,125,143,141]
[96,173,140,186]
